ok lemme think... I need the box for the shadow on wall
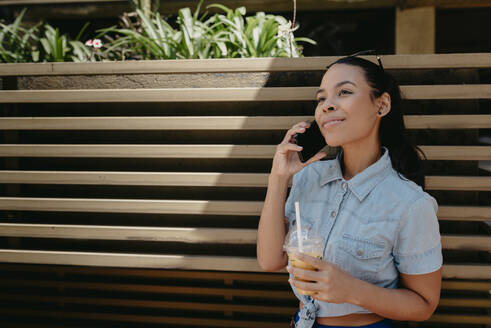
[285,9,395,56]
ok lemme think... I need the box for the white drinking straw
[294,201,303,253]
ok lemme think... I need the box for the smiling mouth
[323,119,345,128]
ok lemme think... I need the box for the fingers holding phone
[271,121,327,179]
[282,121,311,144]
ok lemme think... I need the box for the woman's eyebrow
[316,81,357,96]
[335,80,357,88]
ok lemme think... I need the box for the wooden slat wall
[2,84,491,102]
[2,54,491,76]
[0,54,490,327]
[1,114,491,129]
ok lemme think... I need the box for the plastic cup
[284,224,324,296]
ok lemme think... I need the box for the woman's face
[314,63,381,147]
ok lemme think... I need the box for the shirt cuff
[395,243,443,275]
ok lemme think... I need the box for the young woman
[256,53,443,328]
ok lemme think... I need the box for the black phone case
[293,121,327,163]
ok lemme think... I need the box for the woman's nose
[322,103,336,112]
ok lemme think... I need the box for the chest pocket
[334,234,385,283]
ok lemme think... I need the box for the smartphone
[293,120,327,163]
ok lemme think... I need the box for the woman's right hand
[271,121,327,179]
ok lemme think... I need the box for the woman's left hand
[286,251,359,304]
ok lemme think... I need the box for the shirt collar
[319,147,392,202]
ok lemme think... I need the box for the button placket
[323,182,350,254]
[330,186,345,220]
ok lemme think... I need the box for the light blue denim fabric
[285,147,442,328]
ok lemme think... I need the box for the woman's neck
[341,141,382,181]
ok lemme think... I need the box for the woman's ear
[377,92,391,117]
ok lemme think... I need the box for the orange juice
[283,222,324,296]
[288,251,322,296]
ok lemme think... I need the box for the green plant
[95,10,178,60]
[0,2,316,62]
[95,1,224,60]
[69,22,97,62]
[0,8,93,63]
[97,0,316,60]
[0,8,41,63]
[209,4,314,58]
[39,22,91,62]
[39,24,70,62]
[129,0,160,17]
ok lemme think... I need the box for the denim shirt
[285,147,442,327]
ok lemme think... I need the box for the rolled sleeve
[393,194,443,275]
[284,170,302,226]
[284,182,294,223]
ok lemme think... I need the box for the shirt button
[341,182,347,190]
[357,249,364,256]
[330,211,336,218]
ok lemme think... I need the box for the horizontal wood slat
[441,235,491,251]
[0,145,489,160]
[404,115,491,129]
[0,224,258,244]
[0,308,477,327]
[0,197,488,221]
[1,264,489,291]
[1,269,487,292]
[438,298,491,308]
[417,146,491,160]
[0,294,296,314]
[441,281,491,291]
[0,197,264,216]
[1,53,491,76]
[437,206,491,221]
[2,87,313,103]
[0,263,288,282]
[0,303,489,327]
[2,85,491,103]
[1,171,490,191]
[0,144,283,159]
[0,249,262,271]
[0,278,292,298]
[0,250,488,278]
[1,115,490,130]
[425,176,491,191]
[0,116,311,131]
[428,314,491,325]
[0,170,271,187]
[0,294,488,313]
[0,308,286,328]
[0,223,488,251]
[402,84,491,99]
[442,265,491,280]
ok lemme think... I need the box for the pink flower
[85,39,93,46]
[93,39,103,48]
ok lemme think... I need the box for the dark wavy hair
[326,55,426,188]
